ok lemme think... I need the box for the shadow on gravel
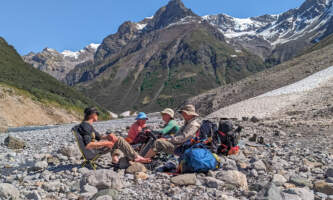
[48,164,81,173]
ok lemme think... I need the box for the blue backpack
[179,143,220,173]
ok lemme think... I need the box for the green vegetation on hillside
[0,37,108,119]
[78,24,266,113]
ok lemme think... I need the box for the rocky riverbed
[0,113,332,200]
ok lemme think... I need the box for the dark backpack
[212,120,242,155]
[195,120,217,143]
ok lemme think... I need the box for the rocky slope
[187,39,333,116]
[204,0,333,63]
[23,43,99,81]
[0,37,108,130]
[65,0,266,114]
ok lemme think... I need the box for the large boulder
[4,135,26,149]
[0,183,20,200]
[80,169,123,190]
[171,174,197,186]
[58,144,81,159]
[216,170,248,190]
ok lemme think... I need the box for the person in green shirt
[160,108,179,136]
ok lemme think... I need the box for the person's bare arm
[86,141,114,149]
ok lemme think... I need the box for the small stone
[135,172,149,180]
[171,174,197,186]
[125,162,147,174]
[250,116,260,123]
[4,135,26,149]
[272,174,287,186]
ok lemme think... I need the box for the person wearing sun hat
[125,112,149,144]
[145,105,200,158]
[160,108,180,136]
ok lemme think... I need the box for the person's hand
[104,141,115,149]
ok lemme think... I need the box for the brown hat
[161,108,175,118]
[178,104,199,117]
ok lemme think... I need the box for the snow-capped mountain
[23,43,100,81]
[204,0,333,62]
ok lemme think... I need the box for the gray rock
[171,174,197,186]
[58,144,81,159]
[0,183,20,200]
[272,174,287,186]
[253,160,267,171]
[125,162,147,174]
[202,177,224,188]
[30,161,48,171]
[289,176,312,188]
[327,167,333,178]
[42,181,62,192]
[91,189,118,200]
[96,196,113,200]
[82,184,98,194]
[216,170,248,190]
[285,187,314,200]
[263,183,283,200]
[4,135,26,149]
[26,191,42,200]
[80,169,123,190]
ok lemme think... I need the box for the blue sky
[0,0,304,55]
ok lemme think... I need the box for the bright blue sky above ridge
[0,0,304,55]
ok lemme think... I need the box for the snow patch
[136,23,147,30]
[61,50,80,59]
[87,43,100,49]
[260,66,333,97]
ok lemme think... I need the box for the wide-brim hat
[177,104,199,117]
[161,108,175,118]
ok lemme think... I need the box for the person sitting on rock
[159,108,179,136]
[145,105,201,158]
[78,107,151,164]
[125,112,149,144]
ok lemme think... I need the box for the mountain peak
[145,0,198,31]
